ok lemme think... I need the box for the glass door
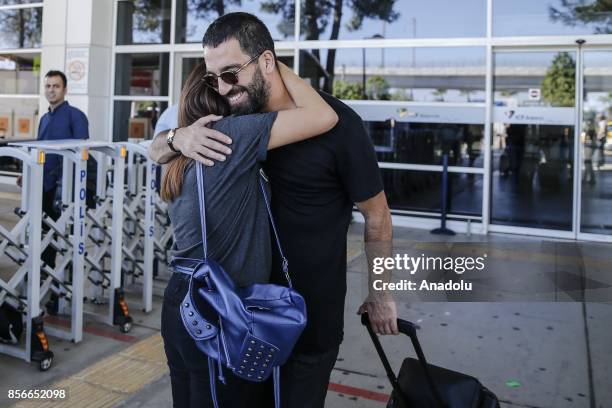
[490,49,577,234]
[579,50,612,238]
[173,52,202,104]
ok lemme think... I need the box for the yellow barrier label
[120,146,127,158]
[82,149,89,161]
[38,151,45,164]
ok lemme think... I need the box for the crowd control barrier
[0,139,175,370]
[0,145,54,371]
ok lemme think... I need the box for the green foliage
[346,0,400,32]
[549,0,612,34]
[333,80,363,100]
[0,7,41,48]
[541,52,575,107]
[432,88,447,102]
[500,90,518,97]
[263,0,400,40]
[366,75,390,100]
[389,89,412,101]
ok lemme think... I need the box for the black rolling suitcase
[361,314,500,408]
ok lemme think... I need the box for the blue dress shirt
[154,105,178,136]
[38,101,89,191]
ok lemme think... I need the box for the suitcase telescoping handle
[361,313,446,408]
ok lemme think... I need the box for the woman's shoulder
[212,112,277,132]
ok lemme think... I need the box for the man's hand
[358,295,398,335]
[16,175,22,188]
[171,115,233,166]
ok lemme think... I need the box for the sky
[176,0,611,69]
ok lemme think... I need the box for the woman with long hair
[159,59,338,408]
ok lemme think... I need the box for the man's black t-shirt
[264,92,383,353]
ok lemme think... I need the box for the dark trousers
[161,273,269,408]
[41,187,60,268]
[262,346,339,408]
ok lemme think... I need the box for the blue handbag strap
[195,162,293,287]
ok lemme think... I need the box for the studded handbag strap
[195,162,292,287]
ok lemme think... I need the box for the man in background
[153,104,178,138]
[17,70,89,270]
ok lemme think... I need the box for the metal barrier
[82,143,132,332]
[10,140,95,343]
[121,141,170,313]
[0,139,174,369]
[0,145,54,371]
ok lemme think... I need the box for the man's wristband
[166,128,181,153]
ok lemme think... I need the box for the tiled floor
[1,187,611,408]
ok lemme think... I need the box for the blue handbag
[172,162,307,408]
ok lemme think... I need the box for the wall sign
[528,88,541,101]
[493,107,575,126]
[66,48,89,94]
[347,102,485,125]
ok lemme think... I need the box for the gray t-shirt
[166,111,277,286]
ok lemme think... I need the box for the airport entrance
[489,46,612,241]
[489,49,577,236]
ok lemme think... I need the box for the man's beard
[226,67,270,115]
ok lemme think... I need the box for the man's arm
[72,111,89,139]
[148,115,234,166]
[356,191,398,335]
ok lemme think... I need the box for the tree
[332,80,363,100]
[126,0,400,94]
[432,88,447,102]
[187,0,242,23]
[549,0,612,34]
[459,89,472,102]
[541,52,575,107]
[389,89,412,101]
[0,7,41,48]
[262,0,400,92]
[128,0,239,43]
[500,90,518,97]
[366,75,389,100]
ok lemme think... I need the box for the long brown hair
[160,61,230,202]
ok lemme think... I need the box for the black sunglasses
[202,52,263,90]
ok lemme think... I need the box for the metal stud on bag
[233,333,279,382]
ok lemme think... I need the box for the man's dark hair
[45,70,67,88]
[202,12,276,60]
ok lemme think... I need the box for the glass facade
[581,51,612,235]
[2,0,611,236]
[115,53,170,96]
[0,7,42,49]
[381,170,483,215]
[0,97,38,139]
[299,0,486,40]
[370,121,485,168]
[491,51,576,230]
[299,47,486,102]
[494,0,612,37]
[113,100,168,141]
[0,53,40,94]
[116,0,172,45]
[175,0,294,43]
[108,0,612,238]
[0,1,41,5]
[0,1,41,149]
